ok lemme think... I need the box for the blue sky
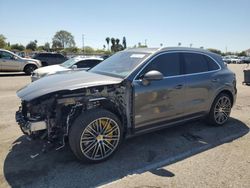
[0,0,249,52]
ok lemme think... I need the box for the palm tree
[111,38,116,52]
[122,37,127,49]
[115,38,120,45]
[105,37,110,50]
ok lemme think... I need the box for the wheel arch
[23,63,38,71]
[213,89,235,107]
[97,99,127,132]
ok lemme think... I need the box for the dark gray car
[33,52,68,66]
[16,47,237,163]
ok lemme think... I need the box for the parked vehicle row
[16,47,237,163]
[222,55,250,64]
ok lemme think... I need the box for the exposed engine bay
[16,82,132,150]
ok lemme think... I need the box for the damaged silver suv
[16,47,237,163]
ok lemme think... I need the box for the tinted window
[76,60,100,68]
[183,53,208,74]
[204,56,220,71]
[141,53,181,77]
[0,51,13,59]
[55,54,64,58]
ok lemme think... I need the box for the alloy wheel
[214,96,231,124]
[80,117,120,160]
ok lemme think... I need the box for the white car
[222,55,241,64]
[31,56,103,81]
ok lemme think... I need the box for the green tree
[105,37,110,50]
[237,51,247,57]
[0,34,7,48]
[110,38,116,52]
[83,46,94,54]
[122,36,127,49]
[207,48,222,55]
[26,41,37,51]
[115,38,120,45]
[52,30,75,49]
[44,42,50,51]
[11,44,25,51]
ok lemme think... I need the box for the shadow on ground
[4,118,249,188]
[0,72,27,77]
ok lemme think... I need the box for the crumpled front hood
[17,71,123,101]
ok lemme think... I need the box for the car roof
[72,56,104,61]
[125,47,220,56]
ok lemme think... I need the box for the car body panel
[133,76,186,128]
[33,53,68,66]
[17,70,123,101]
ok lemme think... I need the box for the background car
[0,49,41,74]
[240,56,250,64]
[31,56,103,81]
[223,55,241,64]
[33,52,68,66]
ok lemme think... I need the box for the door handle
[175,84,183,89]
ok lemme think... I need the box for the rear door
[181,52,219,115]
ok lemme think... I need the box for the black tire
[69,108,123,163]
[41,62,48,66]
[208,93,232,126]
[24,64,37,75]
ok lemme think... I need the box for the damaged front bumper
[16,107,47,135]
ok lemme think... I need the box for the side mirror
[12,56,18,60]
[72,65,77,69]
[143,70,164,81]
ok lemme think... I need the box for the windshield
[61,58,78,68]
[89,51,150,78]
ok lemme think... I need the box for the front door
[133,52,186,129]
[0,51,21,71]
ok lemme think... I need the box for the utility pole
[82,34,85,54]
[145,39,147,46]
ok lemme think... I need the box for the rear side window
[204,56,220,71]
[76,60,101,68]
[141,53,181,77]
[55,54,64,58]
[183,53,209,74]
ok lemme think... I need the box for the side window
[183,53,208,74]
[0,51,13,60]
[141,53,181,77]
[204,56,220,71]
[55,54,64,58]
[76,60,88,68]
[90,60,102,67]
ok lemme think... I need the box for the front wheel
[208,93,232,126]
[24,64,37,75]
[69,109,123,163]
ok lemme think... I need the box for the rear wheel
[69,109,123,163]
[208,93,232,126]
[24,64,37,75]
